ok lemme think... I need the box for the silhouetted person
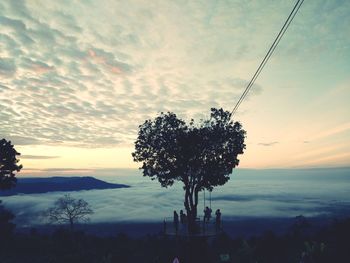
[215,209,221,232]
[173,210,179,234]
[180,210,187,225]
[204,206,212,223]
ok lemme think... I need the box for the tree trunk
[69,218,74,231]
[184,187,199,234]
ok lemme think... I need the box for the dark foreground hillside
[1,217,350,263]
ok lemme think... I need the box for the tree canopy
[0,138,22,190]
[132,108,246,233]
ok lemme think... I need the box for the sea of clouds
[1,168,350,227]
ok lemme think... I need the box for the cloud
[87,48,132,74]
[0,0,349,152]
[20,58,55,74]
[0,57,16,76]
[0,0,268,148]
[20,155,60,160]
[5,136,42,146]
[258,141,279,147]
[0,15,26,31]
[310,122,350,141]
[2,167,350,225]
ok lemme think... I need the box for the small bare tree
[45,194,93,230]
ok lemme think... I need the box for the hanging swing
[163,189,219,237]
[203,189,212,220]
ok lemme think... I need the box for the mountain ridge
[0,176,130,196]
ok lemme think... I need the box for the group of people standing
[172,207,222,233]
[204,206,222,231]
[173,209,187,232]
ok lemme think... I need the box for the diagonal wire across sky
[231,0,305,116]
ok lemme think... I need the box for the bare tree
[45,194,93,230]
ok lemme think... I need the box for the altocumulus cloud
[0,57,16,77]
[1,0,347,148]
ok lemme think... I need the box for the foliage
[44,194,93,230]
[0,138,22,190]
[132,108,246,232]
[300,241,326,263]
[1,217,350,263]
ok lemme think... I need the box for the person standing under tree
[215,209,221,232]
[173,210,179,234]
[180,210,187,225]
[204,206,212,223]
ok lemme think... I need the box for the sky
[0,0,349,173]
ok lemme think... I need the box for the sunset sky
[1,0,349,172]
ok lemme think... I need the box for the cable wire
[231,0,304,116]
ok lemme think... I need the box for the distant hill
[0,177,130,196]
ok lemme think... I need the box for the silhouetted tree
[132,108,246,233]
[44,194,93,230]
[0,138,22,190]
